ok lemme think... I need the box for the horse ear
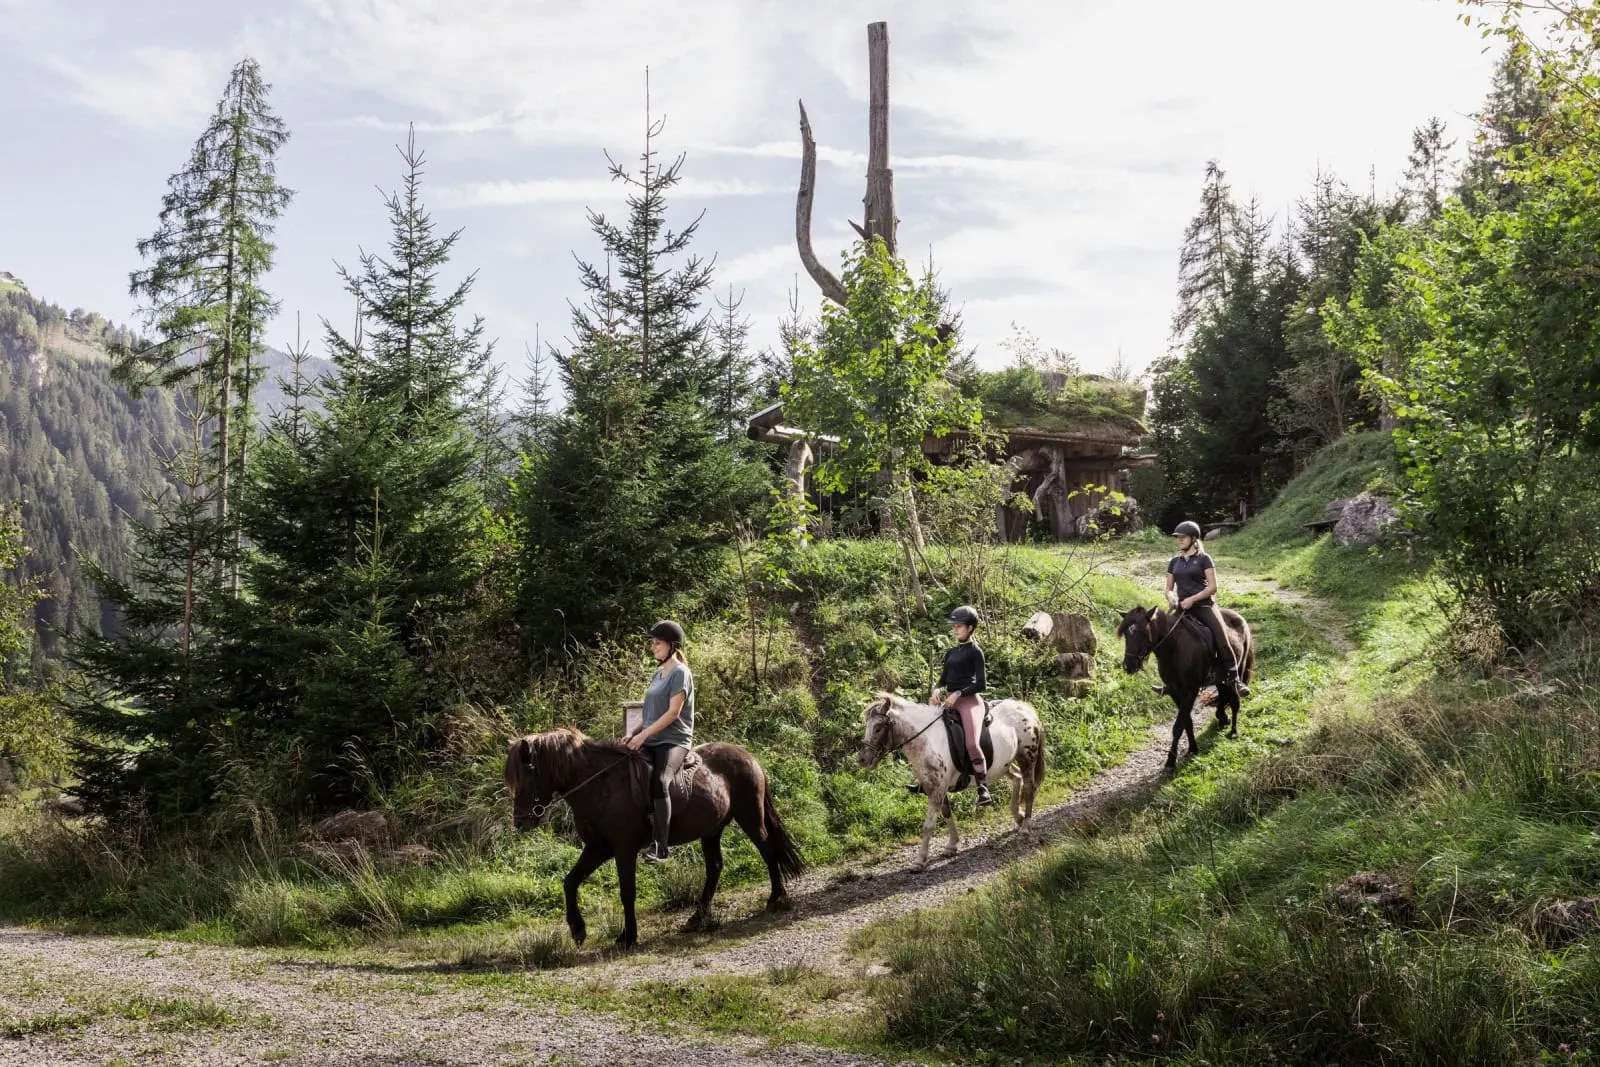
[1114,613,1129,637]
[517,737,533,766]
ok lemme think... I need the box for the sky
[0,0,1504,397]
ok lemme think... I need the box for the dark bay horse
[1116,606,1255,770]
[504,729,804,948]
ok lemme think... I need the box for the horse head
[505,735,557,831]
[1115,605,1165,674]
[858,693,899,769]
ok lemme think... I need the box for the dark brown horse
[1116,605,1255,770]
[504,729,804,948]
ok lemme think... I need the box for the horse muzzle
[1122,655,1144,675]
[858,745,882,770]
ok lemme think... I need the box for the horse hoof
[684,910,707,932]
[766,894,794,913]
[568,923,588,947]
[940,847,959,859]
[909,862,928,874]
[613,932,638,950]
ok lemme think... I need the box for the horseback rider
[1163,521,1250,696]
[931,605,995,807]
[623,620,695,864]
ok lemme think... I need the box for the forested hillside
[0,287,331,668]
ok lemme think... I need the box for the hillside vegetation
[863,437,1600,1066]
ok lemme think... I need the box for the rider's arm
[637,691,686,741]
[1165,572,1178,607]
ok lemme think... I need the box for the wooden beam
[863,22,896,255]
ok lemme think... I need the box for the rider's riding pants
[1188,603,1239,674]
[648,744,687,851]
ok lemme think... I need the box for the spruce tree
[238,134,490,808]
[1458,44,1550,213]
[515,110,766,655]
[1404,117,1456,221]
[116,57,293,591]
[709,285,758,444]
[1170,160,1237,346]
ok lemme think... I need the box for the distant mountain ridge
[0,284,334,669]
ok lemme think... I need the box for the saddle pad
[626,748,704,809]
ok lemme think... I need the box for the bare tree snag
[796,102,847,307]
[796,21,897,307]
[863,21,896,256]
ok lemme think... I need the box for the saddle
[1179,613,1232,686]
[626,748,703,810]
[941,704,995,793]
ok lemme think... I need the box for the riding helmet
[1173,520,1202,539]
[947,605,981,627]
[645,619,686,645]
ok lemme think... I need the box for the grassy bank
[859,445,1600,1064]
[0,536,1178,948]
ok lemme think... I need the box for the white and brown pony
[859,692,1045,871]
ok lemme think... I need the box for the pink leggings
[951,693,987,778]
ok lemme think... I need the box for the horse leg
[686,828,724,932]
[913,790,942,872]
[941,795,959,858]
[614,850,639,949]
[562,841,613,947]
[1226,686,1241,739]
[730,792,791,912]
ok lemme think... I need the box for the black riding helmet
[1173,520,1202,539]
[645,620,686,645]
[947,605,981,627]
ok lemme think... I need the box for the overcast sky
[1,0,1502,393]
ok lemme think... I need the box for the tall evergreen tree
[1170,160,1237,346]
[115,57,293,591]
[514,105,766,655]
[1458,44,1550,213]
[709,285,758,443]
[237,134,491,808]
[511,332,558,459]
[1405,116,1457,221]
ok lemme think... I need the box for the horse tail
[762,787,807,878]
[1241,624,1256,685]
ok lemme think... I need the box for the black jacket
[938,640,986,697]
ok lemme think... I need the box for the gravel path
[0,926,904,1066]
[587,726,1177,986]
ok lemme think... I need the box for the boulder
[1331,871,1412,923]
[1333,492,1398,546]
[1205,527,1228,541]
[312,809,393,844]
[1062,679,1093,699]
[1533,897,1600,946]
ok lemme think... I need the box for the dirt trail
[0,574,1343,1067]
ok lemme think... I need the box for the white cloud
[437,176,777,208]
[42,47,221,133]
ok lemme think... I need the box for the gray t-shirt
[1168,551,1216,604]
[641,661,694,750]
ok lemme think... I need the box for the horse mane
[505,727,635,792]
[871,691,927,715]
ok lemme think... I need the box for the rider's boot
[644,798,671,863]
[975,775,995,807]
[1227,667,1250,697]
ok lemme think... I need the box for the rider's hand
[943,692,958,708]
[624,732,645,751]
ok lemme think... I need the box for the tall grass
[871,567,1600,1064]
[0,537,1176,946]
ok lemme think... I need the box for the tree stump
[1052,652,1093,679]
[1048,613,1097,656]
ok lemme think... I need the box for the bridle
[860,698,946,764]
[1123,607,1186,672]
[516,746,639,824]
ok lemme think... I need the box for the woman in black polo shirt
[1166,521,1249,695]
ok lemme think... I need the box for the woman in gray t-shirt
[624,619,695,863]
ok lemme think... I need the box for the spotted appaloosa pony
[859,693,1045,872]
[505,729,804,948]
[1116,605,1255,770]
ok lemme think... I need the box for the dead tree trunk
[796,21,897,308]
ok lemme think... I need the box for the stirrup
[975,785,995,807]
[906,781,924,795]
[1150,684,1168,696]
[644,842,670,864]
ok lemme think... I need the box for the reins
[523,751,641,823]
[865,700,948,761]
